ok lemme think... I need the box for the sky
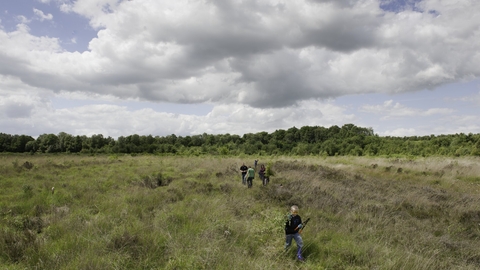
[1,0,479,139]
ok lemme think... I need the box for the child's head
[290,205,299,215]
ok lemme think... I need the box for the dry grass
[1,154,480,269]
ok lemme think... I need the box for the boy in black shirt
[284,205,305,261]
[240,163,248,185]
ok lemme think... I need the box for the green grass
[1,154,480,269]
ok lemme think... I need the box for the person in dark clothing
[259,164,266,186]
[285,205,305,261]
[240,163,248,185]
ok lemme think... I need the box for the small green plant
[22,184,33,198]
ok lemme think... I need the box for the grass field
[1,154,480,269]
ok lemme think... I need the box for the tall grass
[1,154,480,269]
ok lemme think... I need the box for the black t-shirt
[240,165,248,173]
[285,214,302,235]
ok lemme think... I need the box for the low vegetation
[1,154,480,269]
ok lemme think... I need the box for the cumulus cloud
[33,8,53,21]
[1,0,478,108]
[383,128,417,137]
[360,99,454,120]
[0,78,354,138]
[1,0,480,138]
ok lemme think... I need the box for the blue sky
[1,0,479,139]
[1,0,96,52]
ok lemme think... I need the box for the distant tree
[272,129,286,142]
[472,139,480,156]
[254,131,270,145]
[0,133,33,152]
[25,140,38,153]
[126,134,141,147]
[165,134,178,145]
[91,134,106,150]
[285,126,300,144]
[322,139,340,156]
[313,126,328,143]
[204,133,216,145]
[293,143,310,155]
[180,136,192,147]
[299,126,315,143]
[37,133,59,153]
[57,132,72,152]
[11,134,35,152]
[114,136,127,153]
[327,125,341,138]
[190,135,204,147]
[0,133,10,152]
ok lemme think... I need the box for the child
[240,163,248,185]
[284,205,305,261]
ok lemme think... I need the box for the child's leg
[293,233,304,259]
[293,234,304,249]
[285,234,293,250]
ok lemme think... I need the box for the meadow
[1,154,480,269]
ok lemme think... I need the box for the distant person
[259,164,266,186]
[285,205,305,261]
[246,166,255,188]
[254,159,258,169]
[240,163,248,185]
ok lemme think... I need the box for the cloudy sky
[1,0,479,139]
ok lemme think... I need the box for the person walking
[259,164,266,186]
[285,205,305,261]
[240,163,248,185]
[246,166,255,188]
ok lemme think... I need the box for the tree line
[1,124,480,157]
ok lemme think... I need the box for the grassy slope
[1,154,480,269]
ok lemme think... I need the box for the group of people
[240,162,306,261]
[239,160,268,188]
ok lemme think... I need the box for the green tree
[36,133,59,153]
[11,135,34,152]
[322,139,340,156]
[25,140,38,153]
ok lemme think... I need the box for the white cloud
[16,16,31,24]
[451,91,480,106]
[383,128,417,137]
[2,0,480,108]
[33,8,53,21]
[0,73,354,138]
[424,108,454,116]
[1,0,480,138]
[360,99,453,120]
